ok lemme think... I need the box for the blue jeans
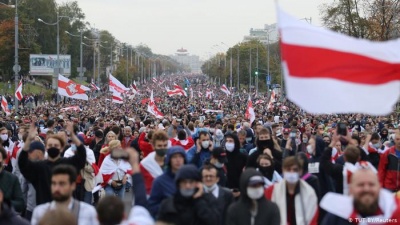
[105,184,126,199]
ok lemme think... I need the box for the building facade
[243,23,279,44]
[170,48,202,73]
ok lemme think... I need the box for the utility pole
[249,48,252,92]
[256,44,259,95]
[229,50,232,89]
[237,47,240,90]
[14,0,19,110]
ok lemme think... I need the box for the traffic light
[255,71,258,76]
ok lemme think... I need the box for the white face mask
[201,141,210,149]
[214,161,224,168]
[225,143,235,152]
[284,172,300,184]
[18,134,23,141]
[0,134,8,141]
[306,145,314,154]
[247,187,264,200]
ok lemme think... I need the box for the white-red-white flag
[279,7,400,115]
[206,89,213,99]
[15,80,23,101]
[147,91,164,118]
[173,83,183,90]
[58,74,90,100]
[112,91,123,104]
[152,77,158,83]
[90,79,100,91]
[1,96,10,116]
[109,74,129,93]
[245,95,255,124]
[255,100,265,105]
[167,89,185,97]
[131,81,139,94]
[190,87,193,99]
[60,106,82,112]
[220,84,231,95]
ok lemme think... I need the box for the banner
[29,54,71,76]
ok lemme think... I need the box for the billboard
[29,54,71,76]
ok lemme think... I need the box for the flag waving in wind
[1,96,10,116]
[278,7,400,115]
[131,81,139,94]
[15,80,23,101]
[245,95,255,124]
[109,74,129,93]
[90,79,100,91]
[58,74,90,100]
[220,84,231,96]
[147,91,164,118]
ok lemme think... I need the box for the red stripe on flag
[281,43,400,85]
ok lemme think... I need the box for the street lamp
[84,36,107,85]
[37,13,73,90]
[65,30,84,78]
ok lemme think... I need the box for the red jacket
[378,147,400,191]
[121,135,135,149]
[139,132,153,158]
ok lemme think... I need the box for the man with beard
[320,168,400,224]
[18,121,86,205]
[31,164,98,225]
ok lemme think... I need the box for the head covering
[212,147,228,163]
[29,141,45,153]
[175,164,201,185]
[248,175,265,186]
[166,146,186,165]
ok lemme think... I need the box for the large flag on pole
[131,81,139,94]
[147,91,164,119]
[1,96,10,116]
[15,80,23,101]
[278,7,400,115]
[245,95,255,124]
[58,74,90,100]
[109,74,129,93]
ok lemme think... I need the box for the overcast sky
[57,0,328,59]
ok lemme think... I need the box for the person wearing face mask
[212,129,224,148]
[265,156,319,225]
[201,164,233,225]
[247,128,282,174]
[140,131,169,195]
[256,154,282,188]
[186,131,214,168]
[201,147,228,187]
[0,127,15,172]
[224,133,247,193]
[226,168,280,225]
[157,164,219,225]
[18,121,87,205]
[0,146,25,214]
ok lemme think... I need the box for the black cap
[29,141,45,153]
[212,147,228,163]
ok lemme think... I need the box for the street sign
[266,75,271,85]
[13,65,21,73]
[77,67,86,73]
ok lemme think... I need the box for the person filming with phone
[187,131,214,168]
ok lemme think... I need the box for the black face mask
[259,166,274,180]
[47,147,61,158]
[257,139,274,151]
[155,149,167,157]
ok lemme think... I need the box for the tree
[114,58,136,86]
[320,0,400,40]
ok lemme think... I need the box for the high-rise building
[243,23,279,45]
[170,48,202,73]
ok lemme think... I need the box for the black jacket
[0,170,25,213]
[157,165,220,225]
[321,213,352,225]
[226,168,280,225]
[158,193,220,225]
[225,134,247,189]
[201,159,227,187]
[320,147,345,194]
[89,138,104,163]
[18,144,86,205]
[246,139,282,174]
[212,187,233,225]
[0,201,30,225]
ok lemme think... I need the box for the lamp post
[38,13,73,90]
[65,30,84,78]
[84,36,106,85]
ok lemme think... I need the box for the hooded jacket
[226,168,280,225]
[148,146,186,218]
[158,164,220,225]
[225,133,247,189]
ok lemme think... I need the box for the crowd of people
[0,74,400,225]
